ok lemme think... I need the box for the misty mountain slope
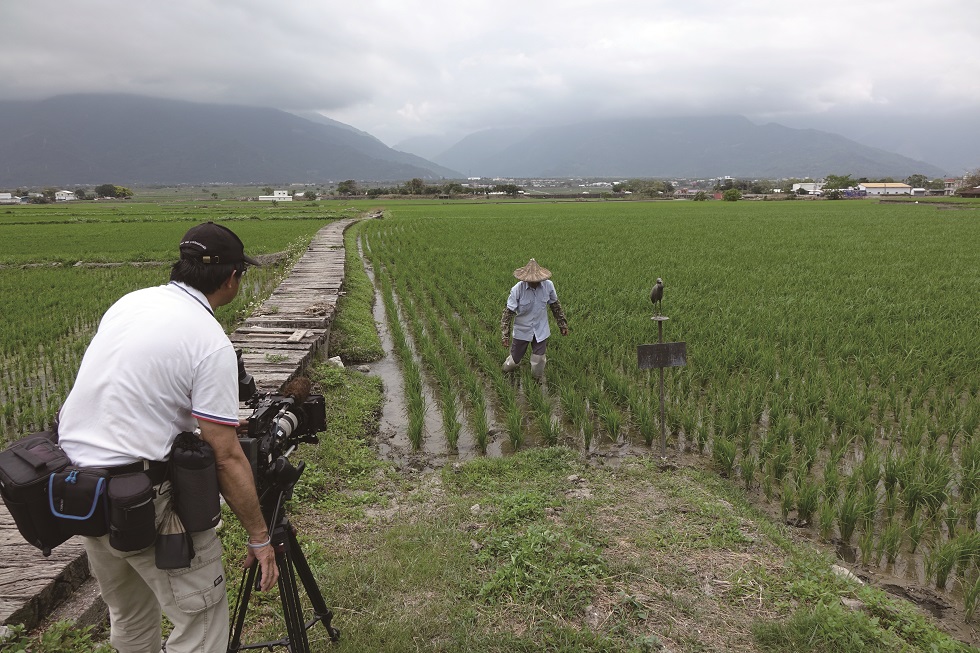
[0,94,458,186]
[439,116,946,179]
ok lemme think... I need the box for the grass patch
[328,219,384,363]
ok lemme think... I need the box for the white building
[258,190,293,201]
[792,182,824,195]
[858,183,912,196]
[55,190,77,201]
[0,192,19,204]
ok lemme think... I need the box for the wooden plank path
[0,214,367,631]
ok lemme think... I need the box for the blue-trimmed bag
[0,432,71,555]
[49,467,109,537]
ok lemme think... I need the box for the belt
[105,459,169,486]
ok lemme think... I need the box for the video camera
[236,352,325,496]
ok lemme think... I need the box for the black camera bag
[107,472,156,552]
[171,431,221,532]
[49,466,109,537]
[0,432,72,555]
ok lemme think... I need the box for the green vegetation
[7,197,979,651]
[219,360,970,651]
[0,201,339,443]
[329,219,385,363]
[358,199,980,600]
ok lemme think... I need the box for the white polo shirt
[59,281,239,468]
[507,280,559,342]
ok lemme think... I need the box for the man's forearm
[199,421,268,541]
[215,453,268,541]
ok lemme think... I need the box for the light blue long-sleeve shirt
[507,280,558,342]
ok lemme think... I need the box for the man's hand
[245,541,279,592]
[502,336,510,347]
[560,326,569,336]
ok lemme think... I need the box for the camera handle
[227,458,340,652]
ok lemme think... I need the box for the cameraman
[58,222,278,653]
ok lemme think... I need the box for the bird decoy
[650,278,664,315]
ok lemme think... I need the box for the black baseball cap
[179,222,260,266]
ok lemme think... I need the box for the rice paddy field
[359,198,980,607]
[0,199,350,443]
[3,194,980,625]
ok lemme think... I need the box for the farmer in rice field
[500,258,569,381]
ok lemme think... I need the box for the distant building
[0,192,19,205]
[258,190,293,201]
[792,182,824,195]
[857,183,912,196]
[944,178,962,196]
[960,186,980,198]
[55,190,77,201]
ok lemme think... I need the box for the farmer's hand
[560,326,569,336]
[502,336,510,347]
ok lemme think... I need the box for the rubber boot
[530,354,547,381]
[502,354,519,372]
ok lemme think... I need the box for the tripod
[228,458,340,652]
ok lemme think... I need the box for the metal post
[658,319,666,457]
[637,317,686,462]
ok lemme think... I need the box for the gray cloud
[3,0,978,166]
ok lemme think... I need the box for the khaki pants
[84,483,229,653]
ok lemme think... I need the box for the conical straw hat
[513,258,551,282]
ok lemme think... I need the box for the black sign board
[637,342,687,370]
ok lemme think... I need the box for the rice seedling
[878,519,903,564]
[859,528,876,566]
[859,487,880,534]
[762,471,775,502]
[964,575,980,622]
[946,503,959,540]
[780,479,795,522]
[817,499,837,541]
[712,437,737,478]
[908,509,927,554]
[796,477,819,525]
[739,454,757,491]
[821,461,840,503]
[506,403,524,449]
[927,539,960,590]
[858,449,881,493]
[471,397,489,453]
[838,489,859,545]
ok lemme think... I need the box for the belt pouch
[156,507,195,569]
[171,432,221,532]
[49,467,109,537]
[107,472,156,551]
[0,432,71,555]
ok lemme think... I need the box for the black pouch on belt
[107,472,156,552]
[49,466,109,537]
[0,432,71,555]
[170,431,221,532]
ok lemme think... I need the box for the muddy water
[360,250,519,469]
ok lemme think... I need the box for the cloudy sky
[3,0,978,167]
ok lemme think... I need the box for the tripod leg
[228,561,259,652]
[276,541,312,653]
[286,526,340,641]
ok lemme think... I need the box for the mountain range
[0,94,457,187]
[426,116,948,180]
[0,94,951,187]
